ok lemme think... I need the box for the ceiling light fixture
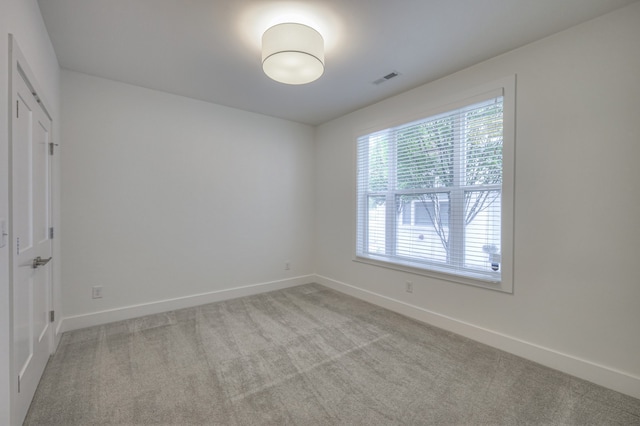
[262,23,324,85]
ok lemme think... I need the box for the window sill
[353,254,512,293]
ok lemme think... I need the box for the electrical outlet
[92,286,103,299]
[405,281,413,293]
[284,261,291,270]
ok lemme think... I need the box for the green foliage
[368,136,388,192]
[396,118,454,190]
[464,103,503,187]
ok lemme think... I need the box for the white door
[11,54,53,424]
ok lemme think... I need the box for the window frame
[353,76,516,293]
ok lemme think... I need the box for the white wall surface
[61,71,315,318]
[314,3,640,397]
[0,1,61,424]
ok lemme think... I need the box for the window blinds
[356,96,504,282]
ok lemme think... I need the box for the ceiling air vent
[373,71,401,85]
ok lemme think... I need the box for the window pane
[464,190,501,271]
[367,196,386,255]
[396,193,450,264]
[465,101,503,186]
[415,199,450,227]
[396,117,454,189]
[401,200,411,225]
[368,134,388,191]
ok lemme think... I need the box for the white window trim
[353,75,516,293]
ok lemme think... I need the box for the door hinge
[17,375,20,393]
[50,310,55,322]
[16,100,19,118]
[49,227,54,239]
[49,142,58,155]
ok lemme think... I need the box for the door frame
[8,34,56,426]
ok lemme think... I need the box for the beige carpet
[25,283,640,425]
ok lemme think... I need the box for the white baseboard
[313,274,640,400]
[60,275,314,333]
[57,273,639,399]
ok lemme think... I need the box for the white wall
[0,1,61,424]
[314,2,640,398]
[60,71,315,323]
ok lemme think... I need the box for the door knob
[32,256,52,269]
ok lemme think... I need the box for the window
[356,78,515,291]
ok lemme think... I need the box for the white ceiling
[38,0,637,125]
